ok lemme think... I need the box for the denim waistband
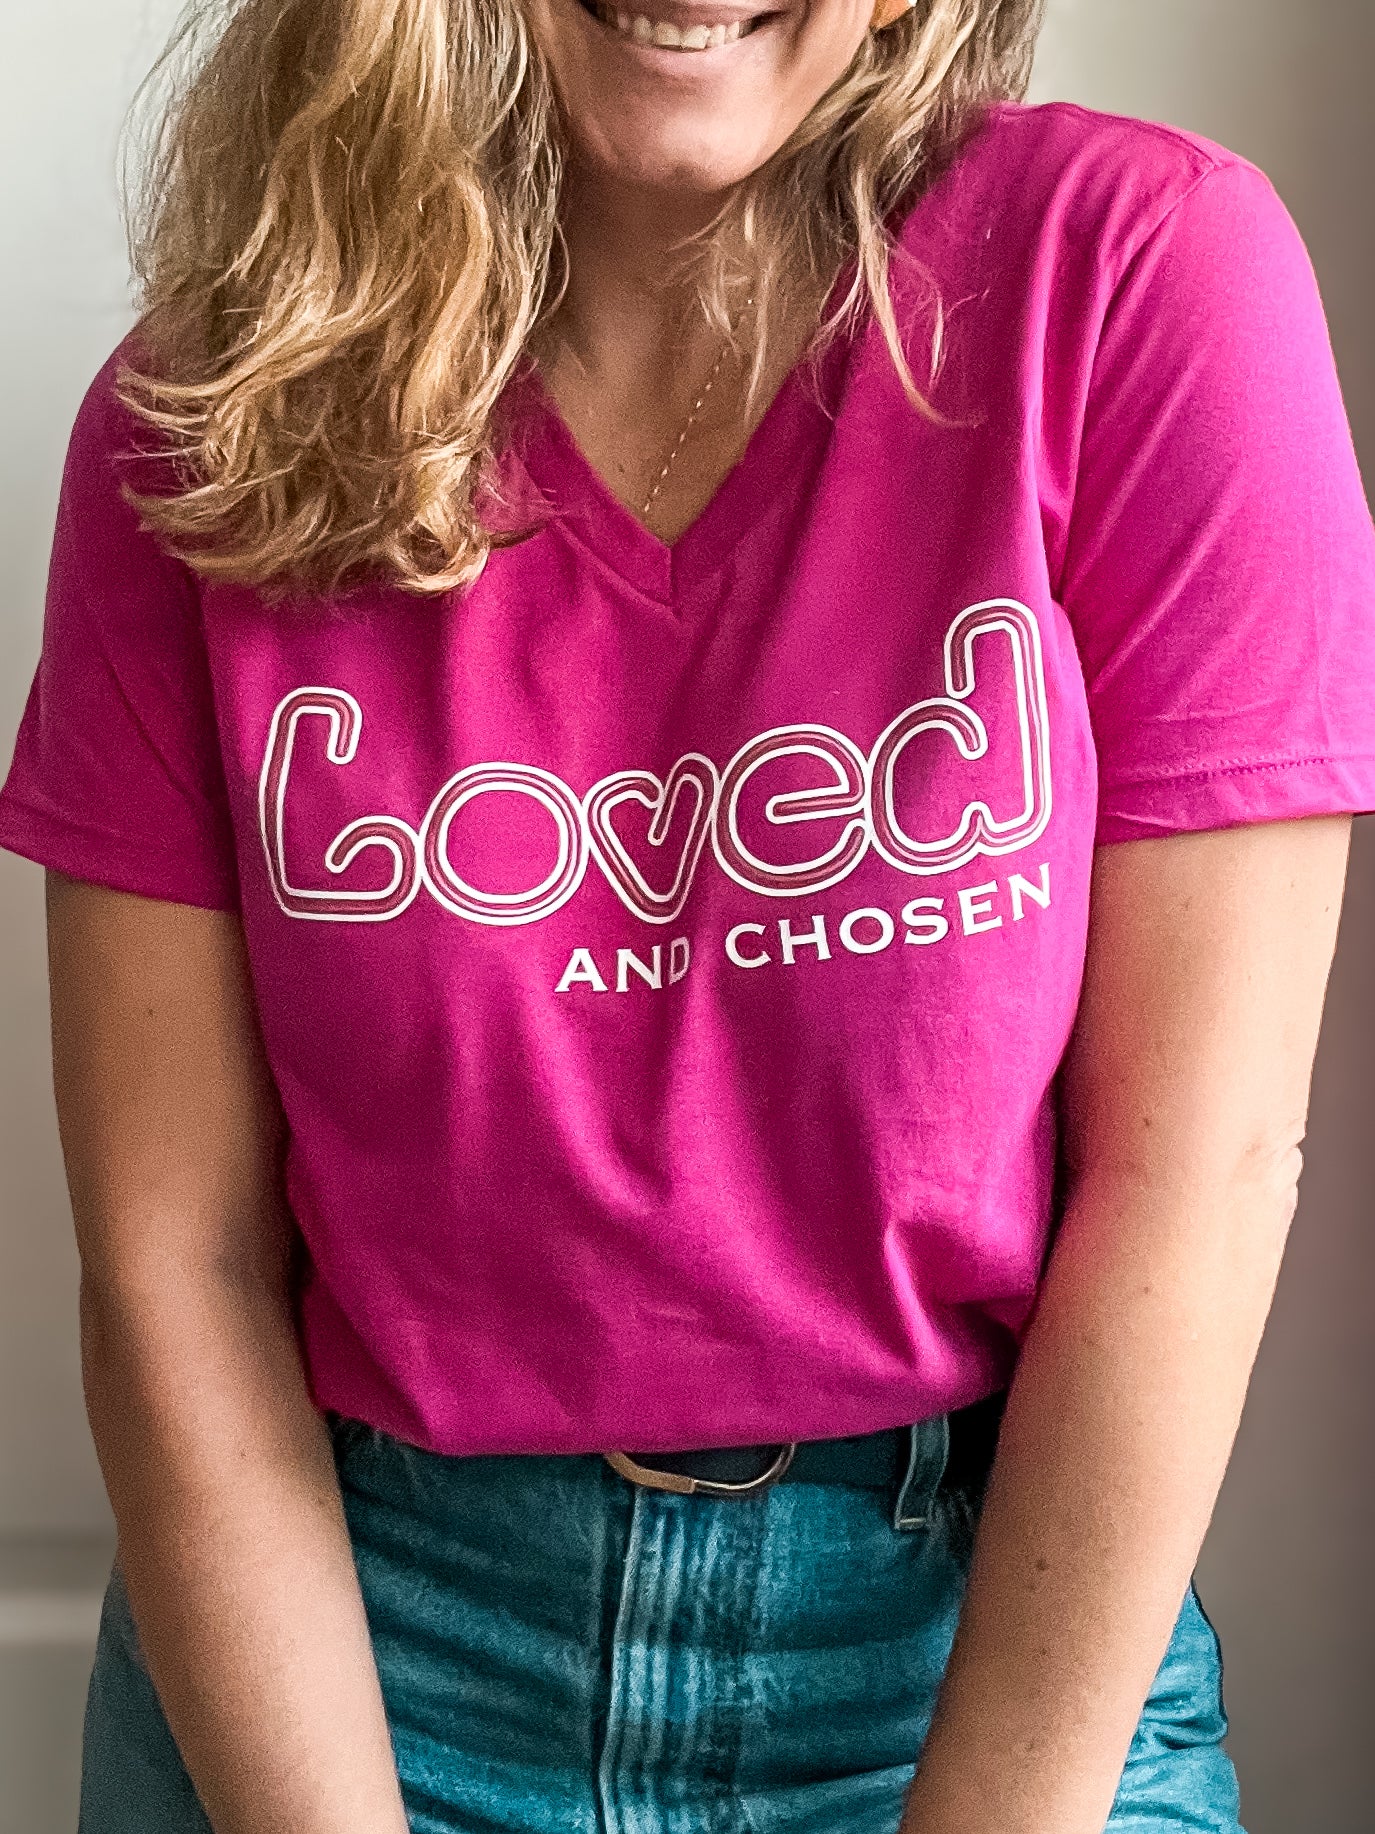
[324,1387,1009,1539]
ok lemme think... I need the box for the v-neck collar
[505,305,855,607]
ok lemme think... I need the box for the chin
[572,114,783,196]
[530,0,860,196]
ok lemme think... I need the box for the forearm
[81,1265,409,1834]
[900,1160,1294,1834]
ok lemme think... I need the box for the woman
[3,0,1374,1829]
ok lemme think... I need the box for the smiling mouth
[576,1,770,50]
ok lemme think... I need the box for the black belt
[602,1387,1008,1500]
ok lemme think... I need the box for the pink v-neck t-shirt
[4,102,1375,1455]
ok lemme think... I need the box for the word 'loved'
[258,601,1051,928]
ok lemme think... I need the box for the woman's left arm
[899,812,1354,1834]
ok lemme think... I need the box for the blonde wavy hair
[118,0,1044,595]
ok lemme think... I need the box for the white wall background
[1031,10,1375,1834]
[0,3,1370,1831]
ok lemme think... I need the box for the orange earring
[870,0,916,27]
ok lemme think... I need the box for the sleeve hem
[1096,753,1375,845]
[0,798,241,913]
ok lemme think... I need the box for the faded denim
[78,1406,1244,1833]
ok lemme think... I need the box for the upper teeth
[596,7,750,48]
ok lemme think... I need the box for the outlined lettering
[258,603,1055,928]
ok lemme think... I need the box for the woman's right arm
[47,870,411,1834]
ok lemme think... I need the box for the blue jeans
[79,1407,1244,1832]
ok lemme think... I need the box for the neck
[549,161,734,380]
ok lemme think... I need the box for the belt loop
[893,1411,950,1532]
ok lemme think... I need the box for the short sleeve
[0,348,240,910]
[1060,156,1375,843]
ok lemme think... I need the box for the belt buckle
[602,1442,798,1499]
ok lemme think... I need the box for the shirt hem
[1096,752,1375,844]
[0,797,241,913]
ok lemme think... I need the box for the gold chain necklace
[640,297,755,525]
